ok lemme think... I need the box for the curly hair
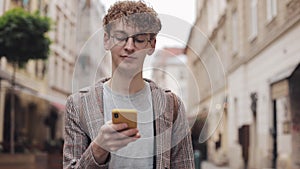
[103,1,161,36]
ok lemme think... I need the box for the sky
[100,0,196,49]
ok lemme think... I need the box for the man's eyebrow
[111,30,150,37]
[112,30,127,34]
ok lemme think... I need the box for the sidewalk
[0,153,62,169]
[201,161,230,169]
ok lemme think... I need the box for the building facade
[0,0,64,153]
[186,0,300,168]
[0,0,108,154]
[186,0,229,166]
[74,0,109,91]
[151,48,189,110]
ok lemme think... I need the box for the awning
[37,93,66,105]
[50,102,66,112]
[270,63,300,99]
[2,69,67,112]
[269,63,299,84]
[11,86,66,113]
[37,93,66,112]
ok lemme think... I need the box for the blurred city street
[0,153,62,169]
[1,0,300,169]
[201,161,230,169]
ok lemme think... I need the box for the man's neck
[108,72,145,95]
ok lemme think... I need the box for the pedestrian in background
[63,1,194,168]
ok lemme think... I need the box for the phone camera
[114,113,119,118]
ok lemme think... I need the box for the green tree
[0,7,51,65]
[0,7,51,153]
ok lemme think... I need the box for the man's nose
[124,37,135,51]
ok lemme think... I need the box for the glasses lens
[134,34,149,49]
[112,33,127,46]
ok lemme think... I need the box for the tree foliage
[0,8,51,66]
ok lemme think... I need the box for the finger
[110,123,128,132]
[102,122,128,133]
[118,128,139,138]
[133,132,141,138]
[108,136,140,151]
[103,129,140,142]
[120,136,140,145]
[127,132,141,139]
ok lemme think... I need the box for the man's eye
[115,36,127,41]
[135,39,146,43]
[135,35,148,43]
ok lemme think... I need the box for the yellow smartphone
[112,109,137,129]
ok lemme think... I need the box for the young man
[63,1,194,168]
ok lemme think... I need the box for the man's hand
[91,121,140,164]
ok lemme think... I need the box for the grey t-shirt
[103,81,154,169]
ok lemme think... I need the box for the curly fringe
[103,0,161,35]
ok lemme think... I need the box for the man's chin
[116,64,141,75]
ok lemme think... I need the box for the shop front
[270,63,300,169]
[0,86,65,154]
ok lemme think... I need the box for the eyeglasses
[110,33,152,49]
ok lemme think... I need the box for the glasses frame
[110,33,152,49]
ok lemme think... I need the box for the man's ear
[147,39,156,55]
[104,32,110,50]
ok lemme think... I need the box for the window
[234,98,239,127]
[249,0,258,40]
[55,57,63,89]
[62,63,65,90]
[266,0,277,22]
[63,16,67,48]
[0,0,4,15]
[55,12,60,43]
[70,24,76,54]
[54,60,58,86]
[22,0,30,10]
[56,9,64,45]
[68,63,73,91]
[63,62,70,91]
[232,10,239,54]
[64,20,69,50]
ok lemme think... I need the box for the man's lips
[120,55,137,59]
